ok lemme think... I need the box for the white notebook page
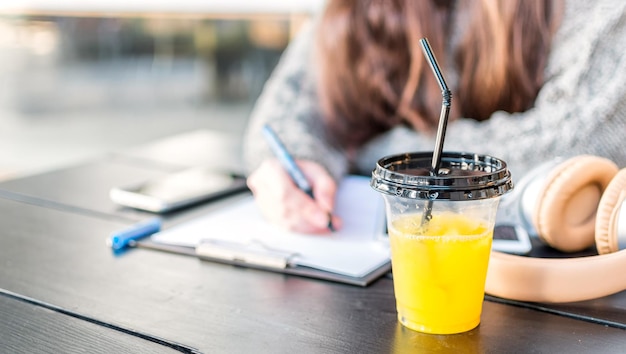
[150,175,390,278]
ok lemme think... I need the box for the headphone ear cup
[533,155,619,252]
[595,168,626,254]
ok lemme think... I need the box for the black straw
[420,38,452,176]
[419,38,452,225]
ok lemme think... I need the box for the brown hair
[316,0,563,148]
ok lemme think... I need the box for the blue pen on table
[107,217,162,251]
[262,124,335,232]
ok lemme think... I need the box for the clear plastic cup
[371,152,513,334]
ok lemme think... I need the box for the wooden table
[1,130,625,353]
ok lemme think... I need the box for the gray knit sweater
[243,0,626,183]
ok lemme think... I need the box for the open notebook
[145,175,390,286]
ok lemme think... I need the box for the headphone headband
[486,250,626,303]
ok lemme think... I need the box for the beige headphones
[485,155,626,303]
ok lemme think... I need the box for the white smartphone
[110,167,248,213]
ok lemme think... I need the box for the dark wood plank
[0,198,624,353]
[0,293,190,354]
[390,301,626,353]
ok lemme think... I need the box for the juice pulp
[389,212,493,334]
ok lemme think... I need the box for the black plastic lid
[371,151,513,201]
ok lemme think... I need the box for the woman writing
[243,0,626,233]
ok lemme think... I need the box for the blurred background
[0,1,324,179]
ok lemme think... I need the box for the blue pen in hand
[262,124,335,232]
[107,217,162,251]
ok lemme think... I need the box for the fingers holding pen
[302,160,341,231]
[247,159,340,234]
[304,161,336,212]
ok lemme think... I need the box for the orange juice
[389,212,493,334]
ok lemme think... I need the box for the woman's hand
[247,159,341,234]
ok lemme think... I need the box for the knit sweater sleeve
[242,20,349,182]
[354,0,626,179]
